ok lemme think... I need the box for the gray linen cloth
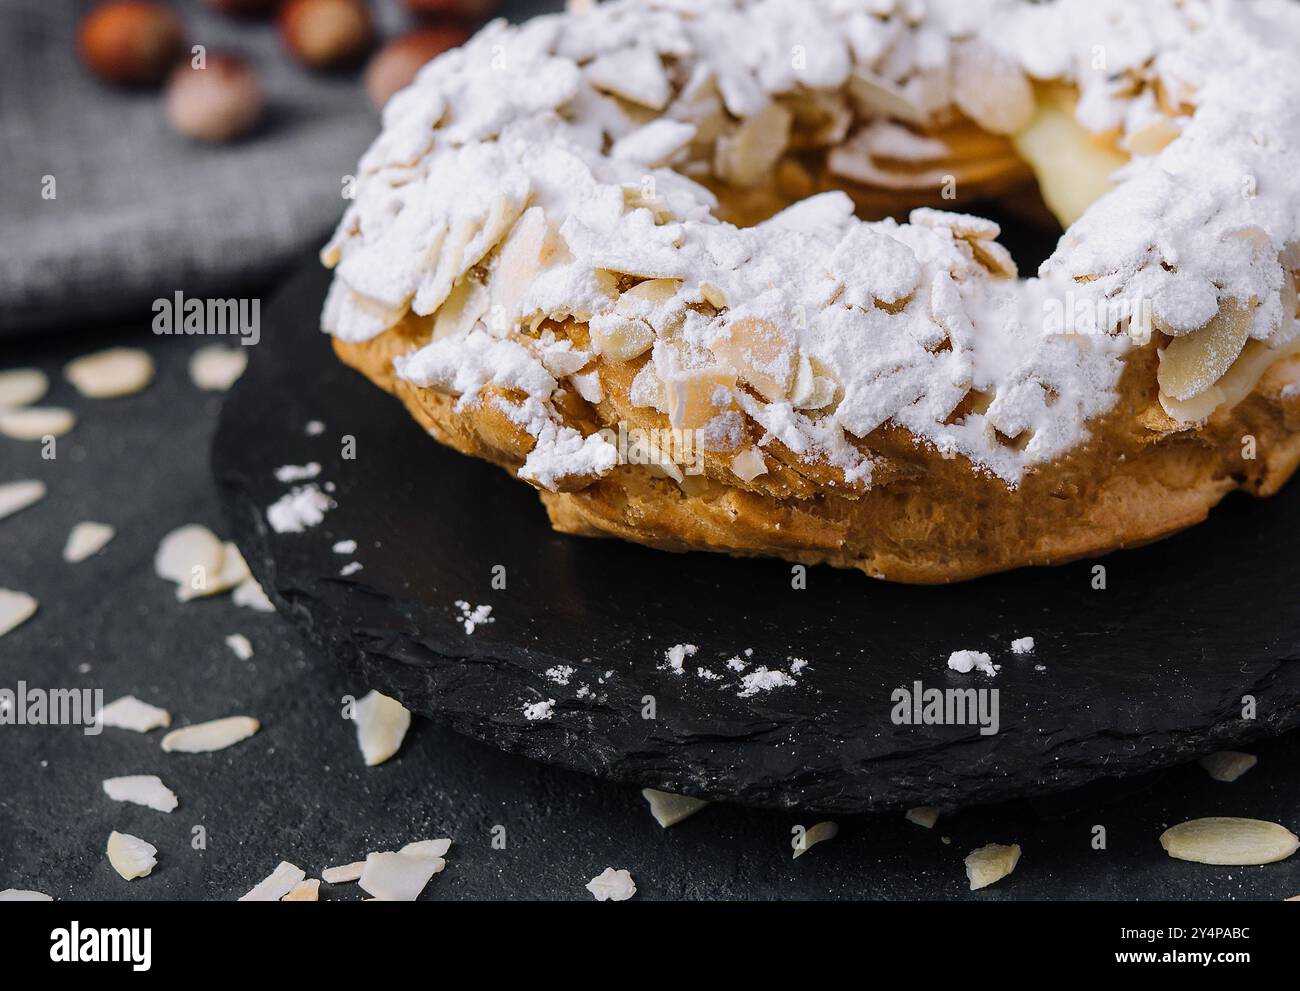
[0,0,556,336]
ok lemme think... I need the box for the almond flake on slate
[1198,752,1257,783]
[0,480,45,522]
[189,346,248,392]
[63,521,115,563]
[107,831,158,881]
[232,577,275,613]
[905,806,941,829]
[641,788,709,828]
[239,861,306,901]
[161,716,259,753]
[965,843,1021,890]
[401,838,452,859]
[100,695,171,732]
[793,821,839,859]
[1159,817,1299,866]
[353,689,411,766]
[0,889,52,901]
[0,589,38,638]
[586,867,636,902]
[359,851,442,901]
[225,633,254,660]
[154,524,225,587]
[0,407,76,440]
[102,775,178,813]
[0,368,49,408]
[65,348,154,399]
[281,878,320,901]
[322,862,366,884]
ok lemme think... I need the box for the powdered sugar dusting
[322,0,1300,492]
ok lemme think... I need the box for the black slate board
[213,262,1300,814]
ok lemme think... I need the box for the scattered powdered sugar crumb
[305,420,325,436]
[663,643,697,676]
[1034,664,1047,672]
[332,539,357,554]
[948,650,997,677]
[225,633,253,660]
[339,562,363,577]
[738,666,797,698]
[455,600,494,634]
[522,699,555,721]
[726,655,747,672]
[789,656,809,674]
[696,667,721,681]
[1010,637,1035,654]
[267,484,334,534]
[273,462,321,483]
[586,867,636,902]
[545,665,575,685]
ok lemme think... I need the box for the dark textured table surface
[2,296,1299,900]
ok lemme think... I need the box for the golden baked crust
[334,319,1300,584]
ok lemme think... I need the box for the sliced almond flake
[905,806,941,829]
[0,480,45,522]
[1157,300,1253,402]
[232,577,275,613]
[178,542,251,601]
[401,838,452,859]
[281,878,320,901]
[585,43,670,111]
[0,589,38,638]
[0,407,76,440]
[641,788,709,829]
[586,867,636,902]
[188,346,248,392]
[64,348,154,399]
[793,821,839,859]
[63,521,115,563]
[359,851,441,901]
[102,775,178,813]
[1160,817,1299,865]
[106,831,158,881]
[161,716,259,754]
[589,314,655,362]
[715,102,793,188]
[729,447,768,482]
[322,862,366,884]
[0,368,49,409]
[1199,751,1257,783]
[951,41,1034,135]
[239,861,306,901]
[154,524,225,588]
[965,842,1021,890]
[353,690,411,767]
[225,633,254,660]
[100,695,171,733]
[0,889,52,901]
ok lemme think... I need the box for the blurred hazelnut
[204,0,283,16]
[165,54,264,142]
[364,26,470,110]
[403,0,498,17]
[77,1,185,87]
[279,0,374,71]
